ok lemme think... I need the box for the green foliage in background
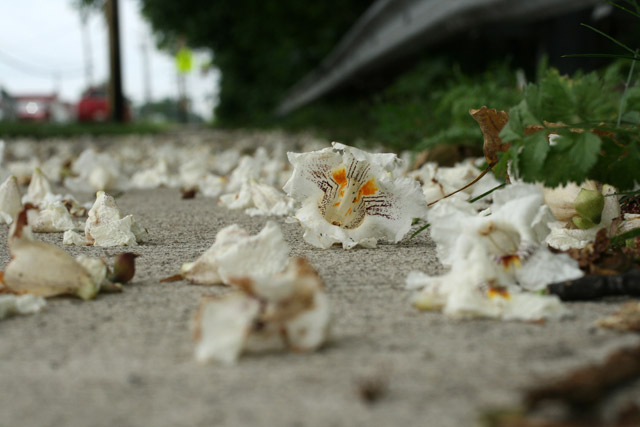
[370,58,522,151]
[138,0,372,125]
[496,0,640,191]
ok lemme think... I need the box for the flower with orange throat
[284,142,426,249]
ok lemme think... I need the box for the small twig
[427,164,493,207]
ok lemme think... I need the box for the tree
[139,0,372,124]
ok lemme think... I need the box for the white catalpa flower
[181,221,290,286]
[545,185,620,251]
[193,257,330,364]
[406,183,582,321]
[284,142,426,249]
[0,294,46,320]
[219,181,295,217]
[406,252,568,321]
[0,175,22,224]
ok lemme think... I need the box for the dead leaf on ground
[525,343,640,411]
[597,301,640,332]
[469,106,510,165]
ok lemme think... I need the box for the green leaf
[520,131,550,181]
[606,0,640,20]
[410,223,431,239]
[611,228,640,247]
[499,105,524,143]
[580,23,637,55]
[468,183,506,203]
[567,132,602,173]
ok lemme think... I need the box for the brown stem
[427,164,493,207]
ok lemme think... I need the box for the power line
[0,47,84,79]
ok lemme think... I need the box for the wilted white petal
[501,293,568,321]
[0,294,46,320]
[4,210,98,300]
[618,213,640,234]
[75,255,108,292]
[84,191,145,247]
[194,257,330,363]
[285,290,331,351]
[193,293,261,364]
[178,157,209,188]
[182,221,290,286]
[131,158,177,189]
[22,168,51,205]
[220,181,295,217]
[29,202,76,233]
[284,142,426,249]
[198,174,227,198]
[218,184,252,211]
[408,265,569,321]
[64,149,125,192]
[212,149,241,175]
[63,230,86,246]
[0,176,22,224]
[515,247,583,291]
[410,160,500,206]
[226,148,269,191]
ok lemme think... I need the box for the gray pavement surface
[0,139,639,427]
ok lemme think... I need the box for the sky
[0,0,220,120]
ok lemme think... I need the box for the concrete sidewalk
[0,187,639,426]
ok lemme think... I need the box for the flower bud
[572,188,604,229]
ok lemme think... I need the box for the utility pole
[106,0,125,122]
[140,39,152,104]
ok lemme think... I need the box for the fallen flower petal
[28,201,77,233]
[22,168,51,205]
[3,209,99,300]
[64,148,126,192]
[63,230,86,246]
[83,191,147,247]
[284,142,426,249]
[0,294,46,320]
[181,221,290,286]
[193,293,261,365]
[0,176,22,224]
[194,257,330,364]
[219,181,295,217]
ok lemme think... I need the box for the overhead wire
[0,47,85,79]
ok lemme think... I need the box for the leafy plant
[496,1,640,191]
